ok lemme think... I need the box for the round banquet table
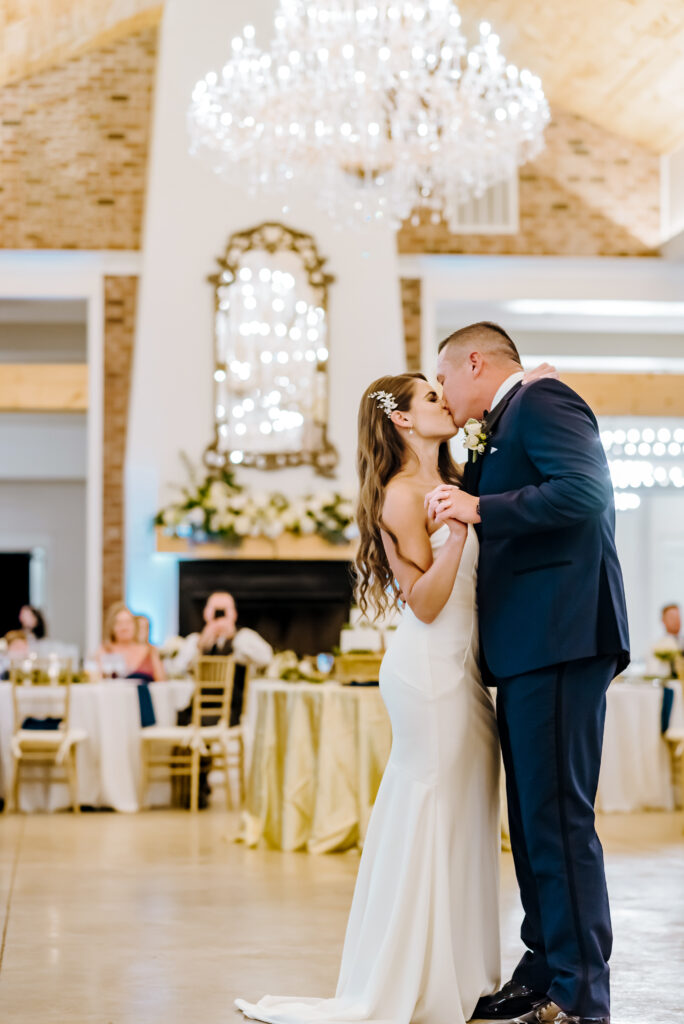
[241,680,392,854]
[596,679,678,813]
[242,677,678,854]
[0,680,194,812]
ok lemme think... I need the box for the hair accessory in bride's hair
[368,390,398,418]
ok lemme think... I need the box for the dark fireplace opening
[178,559,355,657]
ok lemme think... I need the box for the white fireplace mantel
[155,527,357,562]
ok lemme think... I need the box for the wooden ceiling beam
[2,1,684,153]
[0,364,88,412]
[0,1,163,88]
[563,373,684,417]
[456,0,684,154]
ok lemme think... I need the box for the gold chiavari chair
[139,655,240,812]
[226,661,252,807]
[4,660,85,814]
[664,672,684,826]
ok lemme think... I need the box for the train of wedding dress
[236,525,501,1024]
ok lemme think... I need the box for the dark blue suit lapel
[463,381,523,495]
[484,380,523,439]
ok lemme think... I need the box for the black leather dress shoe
[503,999,609,1024]
[470,980,547,1020]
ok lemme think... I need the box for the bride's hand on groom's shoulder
[523,361,559,385]
[425,485,481,525]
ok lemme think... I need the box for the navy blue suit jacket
[464,379,630,680]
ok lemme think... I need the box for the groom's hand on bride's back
[425,485,481,525]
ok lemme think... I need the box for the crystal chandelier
[188,0,550,230]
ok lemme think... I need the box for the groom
[426,323,629,1024]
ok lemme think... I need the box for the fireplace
[178,559,355,657]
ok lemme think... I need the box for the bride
[236,369,539,1024]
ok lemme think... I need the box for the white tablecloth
[595,681,677,812]
[0,680,194,812]
[3,677,677,816]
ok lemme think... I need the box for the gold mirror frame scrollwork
[204,222,339,477]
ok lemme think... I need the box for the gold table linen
[241,680,511,853]
[241,681,392,853]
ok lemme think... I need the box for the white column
[126,0,404,640]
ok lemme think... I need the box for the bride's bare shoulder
[382,477,426,533]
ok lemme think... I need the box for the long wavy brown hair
[354,373,462,621]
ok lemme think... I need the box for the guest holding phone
[198,592,238,656]
[172,591,272,808]
[173,591,272,727]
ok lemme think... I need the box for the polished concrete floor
[0,810,682,1024]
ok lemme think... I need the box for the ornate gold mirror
[204,223,338,476]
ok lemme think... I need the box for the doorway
[0,551,30,635]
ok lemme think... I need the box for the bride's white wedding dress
[236,524,501,1024]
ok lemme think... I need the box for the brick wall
[0,27,156,250]
[400,279,422,372]
[0,27,154,617]
[0,31,659,258]
[397,110,661,363]
[0,25,664,611]
[398,111,661,258]
[102,276,138,619]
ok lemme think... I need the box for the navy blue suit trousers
[496,655,616,1018]
[465,378,630,1018]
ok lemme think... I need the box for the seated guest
[2,631,62,731]
[175,590,272,726]
[1,630,31,678]
[97,602,165,682]
[135,614,151,645]
[648,602,683,677]
[172,592,271,809]
[5,630,30,658]
[18,605,47,640]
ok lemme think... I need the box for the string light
[603,423,684,510]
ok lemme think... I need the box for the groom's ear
[468,351,485,377]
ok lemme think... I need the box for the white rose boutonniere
[463,418,489,463]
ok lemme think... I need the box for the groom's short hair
[438,321,522,366]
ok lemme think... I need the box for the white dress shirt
[163,627,273,678]
[646,632,682,677]
[488,371,525,416]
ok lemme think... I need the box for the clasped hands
[425,486,481,526]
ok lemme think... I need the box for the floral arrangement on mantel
[154,459,357,547]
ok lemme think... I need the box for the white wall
[0,251,110,656]
[0,413,86,479]
[661,146,684,243]
[0,480,86,654]
[411,257,684,667]
[615,490,684,664]
[0,412,87,653]
[126,0,404,640]
[0,322,86,362]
